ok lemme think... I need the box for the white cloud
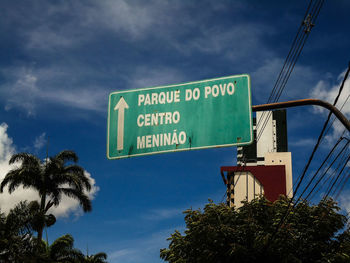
[339,189,350,214]
[310,69,350,142]
[0,123,15,166]
[178,23,272,58]
[19,2,88,51]
[0,0,325,119]
[25,23,81,51]
[89,0,155,39]
[109,249,136,262]
[0,123,39,213]
[108,227,184,263]
[9,0,257,54]
[289,138,316,147]
[1,65,108,116]
[311,69,350,112]
[252,58,321,103]
[20,0,164,51]
[1,63,183,118]
[4,71,39,116]
[0,123,99,218]
[142,207,183,221]
[49,171,99,218]
[34,132,46,152]
[128,66,186,90]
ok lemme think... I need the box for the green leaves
[0,150,108,262]
[84,252,108,263]
[161,196,350,263]
[1,150,93,243]
[0,202,37,262]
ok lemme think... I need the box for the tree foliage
[160,196,350,263]
[0,202,36,262]
[82,252,108,263]
[36,234,85,263]
[0,150,109,262]
[0,203,109,263]
[0,150,92,243]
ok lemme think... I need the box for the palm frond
[50,234,74,256]
[47,189,62,208]
[92,252,108,260]
[2,150,94,242]
[2,170,33,193]
[55,173,84,191]
[60,188,92,212]
[9,153,41,167]
[64,165,92,191]
[1,156,42,193]
[55,150,79,163]
[49,234,85,262]
[8,180,23,194]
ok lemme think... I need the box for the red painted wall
[221,165,286,202]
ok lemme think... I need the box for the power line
[334,167,350,199]
[256,31,307,141]
[293,131,347,195]
[261,0,326,250]
[263,0,314,105]
[293,64,350,199]
[305,139,350,201]
[295,136,346,202]
[322,148,349,196]
[321,90,350,144]
[220,189,227,204]
[310,146,350,200]
[268,56,350,255]
[330,165,350,197]
[255,0,315,131]
[324,155,350,199]
[321,142,350,198]
[256,31,309,142]
[256,0,325,143]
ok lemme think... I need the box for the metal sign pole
[252,99,350,132]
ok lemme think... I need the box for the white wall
[256,111,276,161]
[233,171,264,208]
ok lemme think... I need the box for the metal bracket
[252,99,350,132]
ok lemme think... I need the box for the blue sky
[0,1,350,262]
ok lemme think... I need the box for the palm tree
[38,235,109,263]
[40,234,84,263]
[0,202,36,262]
[83,252,108,263]
[0,150,92,244]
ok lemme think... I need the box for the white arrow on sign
[114,97,129,151]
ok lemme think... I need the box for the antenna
[46,135,49,164]
[45,135,50,248]
[46,227,49,248]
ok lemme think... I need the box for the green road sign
[107,74,253,159]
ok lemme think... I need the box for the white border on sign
[107,74,253,159]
